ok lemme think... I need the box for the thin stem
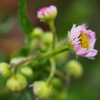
[46,58,56,85]
[46,67,68,83]
[13,55,40,74]
[13,46,69,74]
[49,21,57,50]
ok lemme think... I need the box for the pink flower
[68,24,98,59]
[37,5,57,22]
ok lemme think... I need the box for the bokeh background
[0,0,100,100]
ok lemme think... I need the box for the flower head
[68,24,98,59]
[37,5,57,22]
[33,81,52,99]
[6,74,27,92]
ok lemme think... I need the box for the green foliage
[18,0,34,37]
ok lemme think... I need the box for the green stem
[46,58,56,85]
[13,46,69,74]
[49,21,57,50]
[46,67,68,82]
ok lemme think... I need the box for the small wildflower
[37,5,57,22]
[68,24,98,59]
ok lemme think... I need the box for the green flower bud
[42,31,53,45]
[51,78,62,89]
[6,74,27,92]
[30,39,38,48]
[20,66,34,78]
[66,60,83,78]
[0,62,12,78]
[56,90,68,100]
[31,27,44,38]
[40,43,48,51]
[33,81,52,99]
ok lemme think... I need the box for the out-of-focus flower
[68,24,98,59]
[20,66,34,78]
[31,27,44,38]
[42,31,53,45]
[65,60,83,78]
[6,74,27,92]
[33,81,52,99]
[37,5,57,22]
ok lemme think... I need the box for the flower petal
[86,49,98,60]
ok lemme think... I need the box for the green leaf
[18,0,34,37]
[10,47,30,58]
[17,46,30,57]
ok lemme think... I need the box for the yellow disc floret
[79,31,89,50]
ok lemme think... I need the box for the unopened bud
[37,5,57,22]
[30,39,39,48]
[40,43,48,51]
[65,60,83,78]
[0,62,12,78]
[6,74,27,92]
[56,90,68,100]
[51,78,62,89]
[42,31,53,45]
[33,81,52,99]
[31,27,44,38]
[20,66,34,78]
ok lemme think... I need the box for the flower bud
[30,38,39,48]
[33,81,52,99]
[6,74,27,92]
[42,31,53,46]
[37,5,57,22]
[54,90,68,100]
[31,27,44,38]
[65,60,83,78]
[20,66,34,78]
[0,62,12,78]
[51,78,62,89]
[40,43,48,51]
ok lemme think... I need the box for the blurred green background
[0,0,100,100]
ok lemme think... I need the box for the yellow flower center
[79,31,89,50]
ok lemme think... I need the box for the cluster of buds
[30,28,53,51]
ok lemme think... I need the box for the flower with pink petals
[68,24,98,59]
[37,5,57,22]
